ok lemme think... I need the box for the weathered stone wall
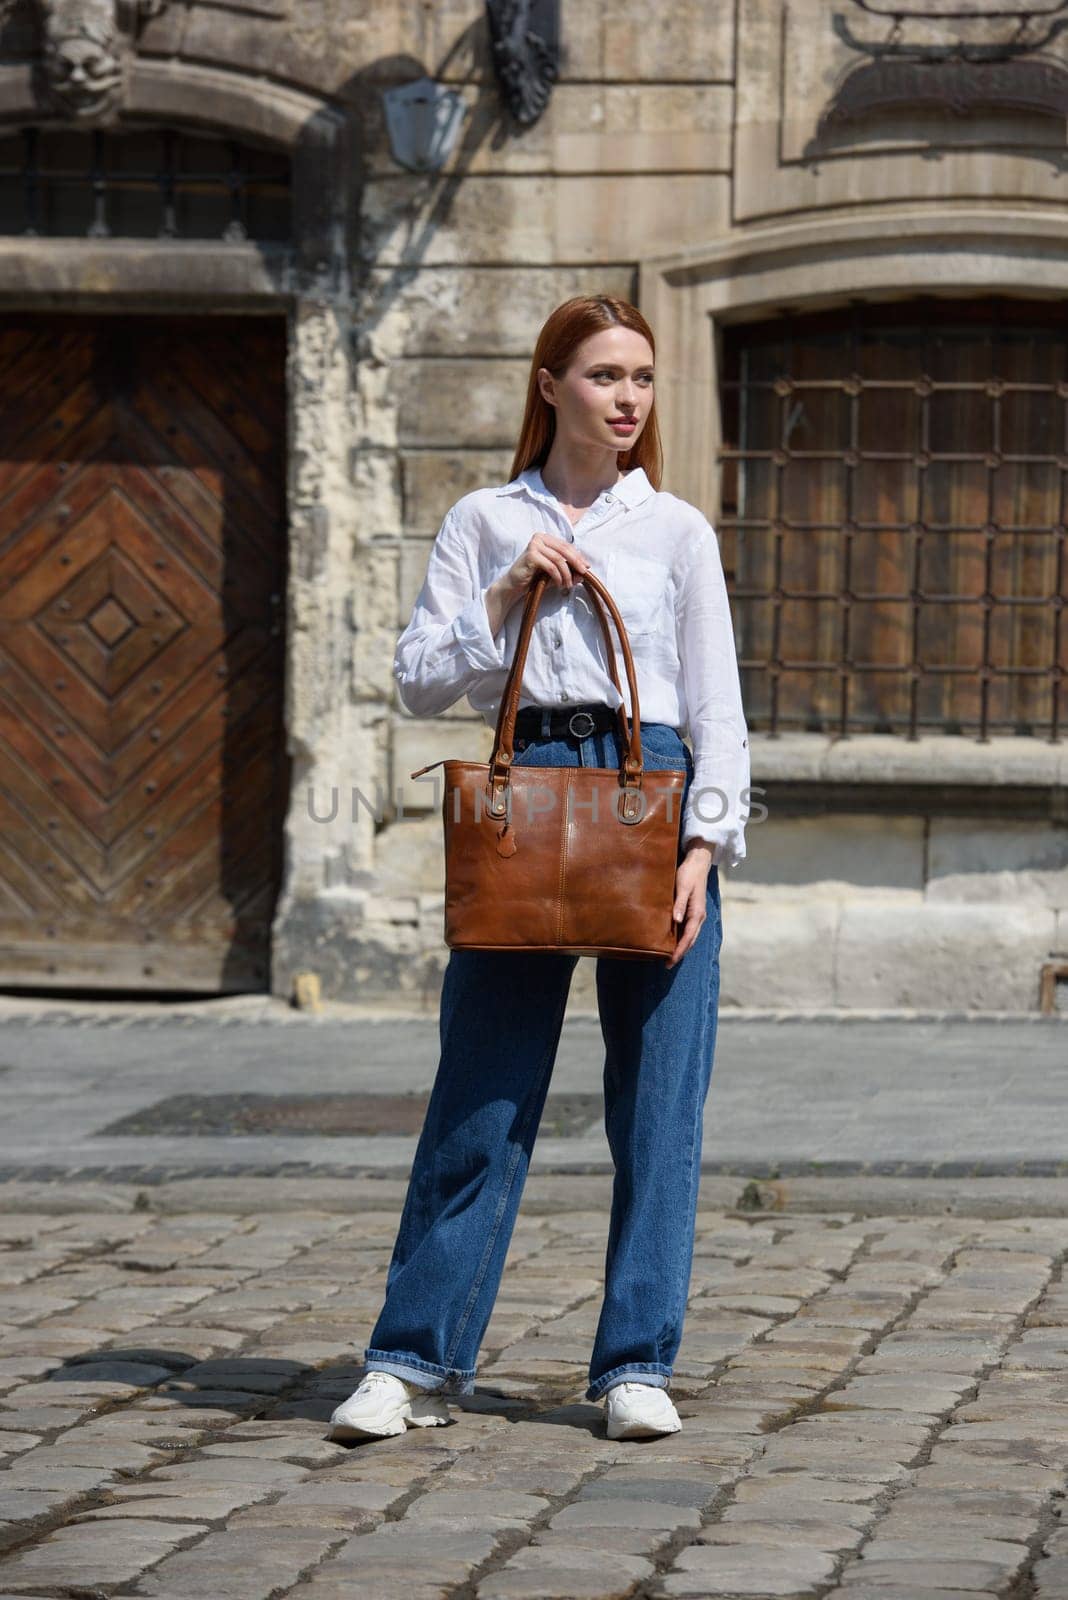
[274,0,1067,1012]
[264,0,746,1009]
[5,0,1062,1007]
[331,2,1068,1012]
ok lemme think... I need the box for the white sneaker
[604,1381,682,1440]
[328,1371,451,1440]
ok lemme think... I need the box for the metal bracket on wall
[485,0,560,128]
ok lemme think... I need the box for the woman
[330,294,749,1442]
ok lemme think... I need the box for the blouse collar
[496,463,655,511]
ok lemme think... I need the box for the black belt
[514,703,622,741]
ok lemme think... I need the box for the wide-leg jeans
[364,719,723,1402]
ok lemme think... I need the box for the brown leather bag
[410,569,686,960]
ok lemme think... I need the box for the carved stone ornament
[485,0,559,128]
[36,0,168,121]
[821,0,1068,131]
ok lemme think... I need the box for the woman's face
[538,326,654,456]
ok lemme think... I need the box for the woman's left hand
[665,841,713,967]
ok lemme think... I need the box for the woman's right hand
[485,533,591,636]
[505,531,590,595]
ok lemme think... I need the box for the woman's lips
[609,419,637,431]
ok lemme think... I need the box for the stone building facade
[0,0,1064,1010]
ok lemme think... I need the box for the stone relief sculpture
[36,0,168,119]
[485,0,559,128]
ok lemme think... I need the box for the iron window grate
[0,125,291,242]
[718,297,1067,742]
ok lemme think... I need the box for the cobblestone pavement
[1,1177,1068,1598]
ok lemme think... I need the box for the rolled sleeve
[393,509,511,717]
[451,589,510,675]
[676,517,750,869]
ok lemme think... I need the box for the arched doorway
[0,64,354,993]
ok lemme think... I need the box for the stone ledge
[653,202,1068,284]
[394,724,1066,788]
[0,237,291,303]
[335,898,1062,1012]
[717,898,1055,1011]
[750,732,1066,788]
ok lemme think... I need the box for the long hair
[508,295,663,489]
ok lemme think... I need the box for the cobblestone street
[2,1171,1068,1599]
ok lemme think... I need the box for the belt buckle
[568,709,596,740]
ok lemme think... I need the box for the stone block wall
[339,2,1068,1013]
[275,0,745,1006]
[29,0,1057,1011]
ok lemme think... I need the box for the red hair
[508,295,663,489]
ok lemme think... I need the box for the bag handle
[485,569,647,821]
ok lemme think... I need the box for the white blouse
[393,464,750,869]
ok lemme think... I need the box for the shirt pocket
[604,551,678,676]
[605,551,672,636]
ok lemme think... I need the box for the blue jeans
[364,720,723,1402]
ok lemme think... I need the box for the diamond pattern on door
[0,315,289,992]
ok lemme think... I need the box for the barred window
[718,298,1067,741]
[0,125,290,242]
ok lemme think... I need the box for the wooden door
[0,314,289,992]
